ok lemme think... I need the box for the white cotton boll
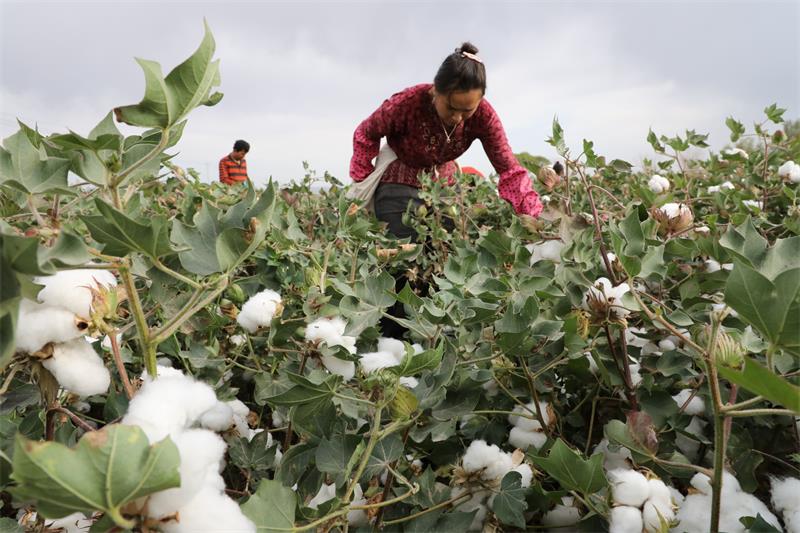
[509,401,550,430]
[695,225,711,235]
[229,334,246,347]
[232,414,250,438]
[347,484,369,526]
[705,259,722,273]
[122,368,218,442]
[227,399,250,418]
[778,161,800,183]
[625,328,650,348]
[668,487,684,506]
[594,438,633,471]
[236,289,282,333]
[770,477,800,514]
[528,240,565,264]
[509,427,548,451]
[452,490,489,531]
[658,202,690,219]
[45,512,92,533]
[609,505,644,533]
[271,410,286,428]
[377,337,406,360]
[721,181,735,190]
[629,363,642,388]
[609,469,650,507]
[676,416,707,460]
[658,339,677,352]
[160,485,255,533]
[399,376,419,388]
[734,492,782,531]
[147,429,226,519]
[724,148,749,159]
[42,339,110,397]
[15,299,88,353]
[482,379,499,396]
[483,451,515,481]
[643,498,675,532]
[359,350,401,374]
[648,175,671,193]
[542,497,581,528]
[743,199,763,210]
[672,390,706,416]
[583,277,631,319]
[305,317,347,344]
[308,482,337,509]
[511,464,533,488]
[647,478,673,507]
[320,353,356,381]
[100,333,122,351]
[199,402,234,432]
[462,440,501,474]
[35,269,118,318]
[586,352,599,374]
[708,185,721,193]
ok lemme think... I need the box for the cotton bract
[237,289,282,333]
[583,278,631,320]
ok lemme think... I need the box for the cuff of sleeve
[518,191,543,218]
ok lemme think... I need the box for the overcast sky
[1,0,798,186]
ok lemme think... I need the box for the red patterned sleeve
[475,101,543,218]
[219,157,229,184]
[350,88,414,182]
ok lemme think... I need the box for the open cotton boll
[45,512,93,533]
[161,484,255,533]
[609,506,644,533]
[199,401,234,432]
[724,148,749,159]
[676,416,707,461]
[359,350,401,374]
[229,334,246,347]
[347,484,369,526]
[35,268,117,318]
[122,368,218,442]
[399,376,419,388]
[509,427,548,451]
[672,390,706,416]
[451,489,489,531]
[658,339,677,352]
[15,299,88,353]
[147,429,227,519]
[227,399,250,419]
[511,464,533,488]
[527,240,565,264]
[305,316,348,344]
[483,451,515,481]
[778,161,800,183]
[237,289,282,333]
[643,498,675,532]
[508,401,550,430]
[377,337,406,360]
[628,363,642,387]
[771,477,800,514]
[100,333,122,351]
[646,478,673,506]
[308,482,337,509]
[582,277,631,319]
[648,175,671,193]
[320,353,356,381]
[711,303,738,318]
[542,497,581,528]
[462,440,502,474]
[42,338,110,397]
[594,438,633,471]
[743,199,763,210]
[608,469,650,507]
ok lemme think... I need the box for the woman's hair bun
[457,42,479,55]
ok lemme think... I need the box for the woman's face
[432,88,483,128]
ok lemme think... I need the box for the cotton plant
[305,316,358,380]
[236,288,283,333]
[651,203,694,234]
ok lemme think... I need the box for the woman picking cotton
[349,42,543,240]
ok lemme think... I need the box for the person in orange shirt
[219,140,250,185]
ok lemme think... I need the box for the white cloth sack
[346,144,397,212]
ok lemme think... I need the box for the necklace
[440,120,459,143]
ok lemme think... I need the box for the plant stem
[27,195,46,227]
[721,395,765,412]
[119,264,154,376]
[344,403,384,503]
[517,354,549,433]
[705,318,724,533]
[381,491,472,526]
[150,279,229,345]
[152,258,203,289]
[109,330,134,399]
[111,128,170,187]
[48,406,95,432]
[724,408,797,418]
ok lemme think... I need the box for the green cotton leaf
[264,373,340,406]
[494,293,539,334]
[604,419,654,461]
[241,479,297,532]
[10,425,179,528]
[724,262,800,357]
[41,231,92,268]
[726,117,746,142]
[393,342,443,377]
[741,514,783,532]
[364,433,405,478]
[340,270,396,336]
[609,159,633,171]
[491,472,528,529]
[719,218,769,268]
[0,517,23,533]
[171,202,223,275]
[82,198,174,259]
[0,128,72,196]
[315,434,361,485]
[114,21,222,128]
[717,357,800,413]
[228,431,277,473]
[764,103,786,124]
[547,116,567,156]
[530,439,607,495]
[647,129,665,153]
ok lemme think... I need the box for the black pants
[373,183,424,338]
[373,182,424,241]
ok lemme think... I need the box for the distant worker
[219,140,250,185]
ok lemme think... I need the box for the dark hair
[434,42,486,95]
[233,140,250,153]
